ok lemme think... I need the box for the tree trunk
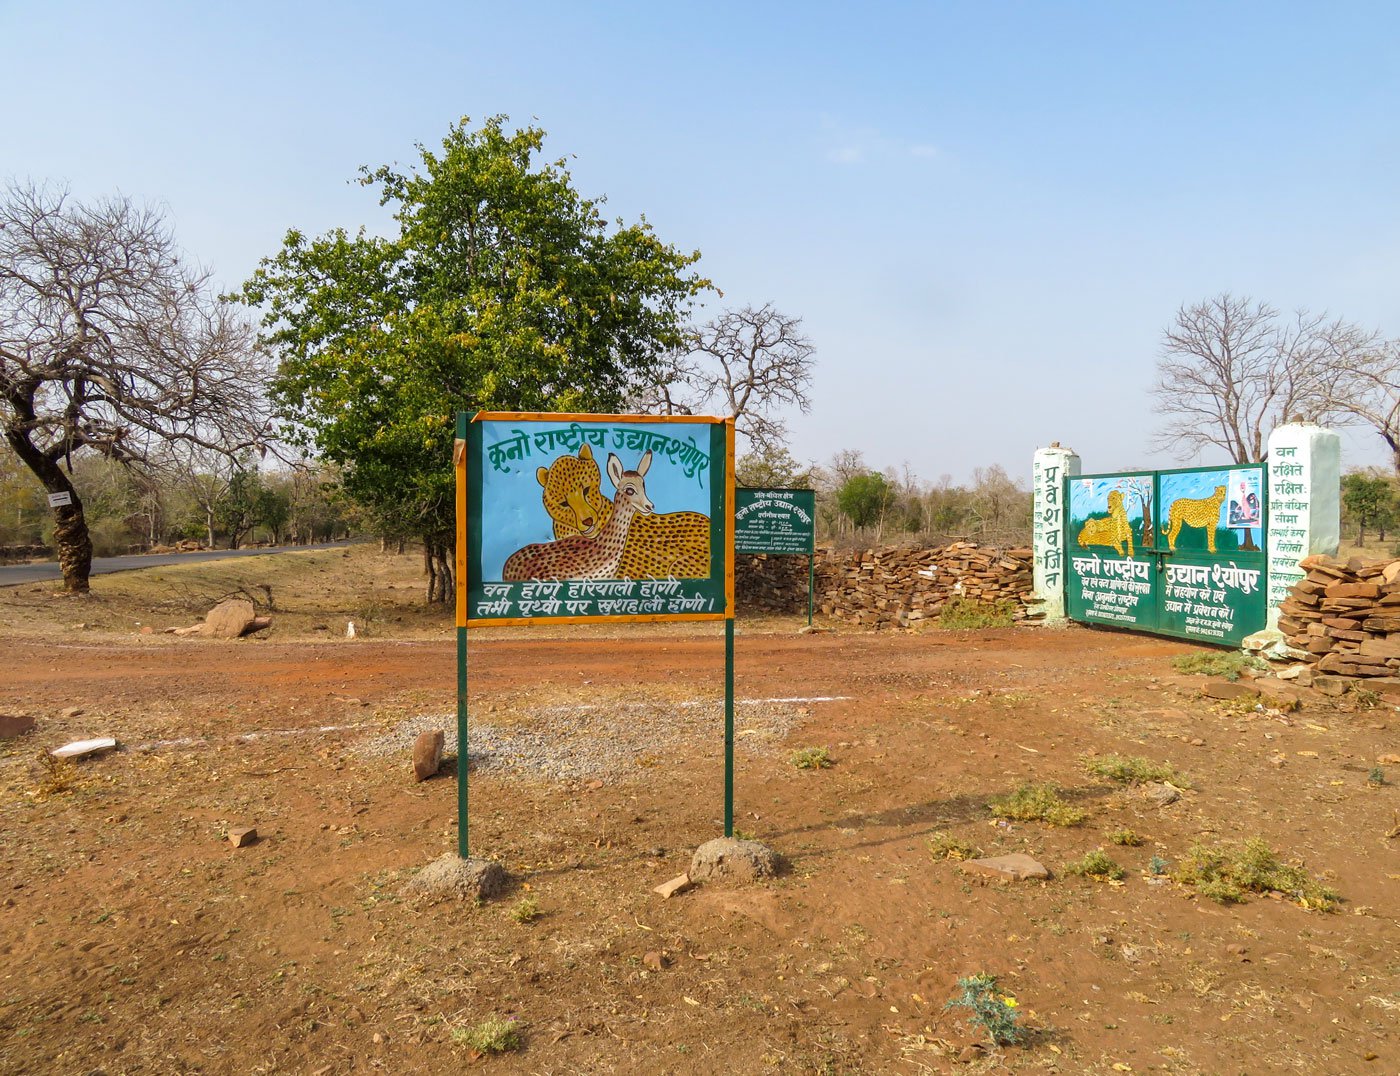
[424,538,453,604]
[53,501,93,592]
[3,429,92,592]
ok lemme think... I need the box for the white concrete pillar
[1265,423,1341,629]
[1030,443,1082,622]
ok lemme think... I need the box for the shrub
[1170,651,1263,680]
[1063,849,1126,881]
[945,973,1026,1046]
[928,831,982,861]
[789,746,832,770]
[987,783,1085,827]
[1108,828,1143,847]
[1083,754,1189,787]
[510,897,540,924]
[1173,838,1339,912]
[939,597,1017,630]
[452,1015,522,1054]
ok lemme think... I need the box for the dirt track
[2,622,1398,1073]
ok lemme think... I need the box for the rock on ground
[413,730,444,781]
[0,713,35,739]
[403,854,508,903]
[688,838,781,885]
[205,598,261,639]
[958,853,1050,881]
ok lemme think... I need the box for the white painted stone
[1029,444,1082,622]
[1265,423,1341,629]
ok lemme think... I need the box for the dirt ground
[1,547,1398,1074]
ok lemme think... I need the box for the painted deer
[501,451,654,581]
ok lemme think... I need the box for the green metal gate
[1063,464,1268,647]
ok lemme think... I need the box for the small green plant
[1108,828,1142,847]
[510,897,540,924]
[1148,855,1169,876]
[452,1014,522,1054]
[939,597,1017,630]
[790,746,832,770]
[988,783,1086,827]
[1367,766,1386,788]
[928,831,982,861]
[1173,838,1339,911]
[1171,651,1263,680]
[1354,688,1382,710]
[1083,754,1188,787]
[1063,848,1126,881]
[945,973,1026,1046]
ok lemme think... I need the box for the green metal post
[724,617,735,837]
[457,626,468,858]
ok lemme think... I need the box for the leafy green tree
[1341,470,1397,546]
[837,471,894,533]
[241,117,709,601]
[735,444,811,488]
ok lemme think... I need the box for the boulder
[204,598,260,639]
[0,713,35,739]
[413,730,444,782]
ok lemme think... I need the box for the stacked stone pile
[1278,554,1400,689]
[735,542,1036,626]
[817,542,1035,629]
[735,553,811,615]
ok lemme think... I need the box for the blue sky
[6,1,1398,483]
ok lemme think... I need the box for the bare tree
[636,303,815,452]
[1332,340,1400,475]
[1152,293,1381,463]
[0,182,273,590]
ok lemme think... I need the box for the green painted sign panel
[734,488,816,555]
[464,413,731,624]
[1064,464,1267,647]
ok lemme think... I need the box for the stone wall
[736,541,1036,628]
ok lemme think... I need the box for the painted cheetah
[535,444,711,578]
[1160,486,1227,553]
[503,452,654,580]
[1076,489,1134,556]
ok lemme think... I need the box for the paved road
[0,541,351,587]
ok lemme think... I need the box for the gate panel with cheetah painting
[1065,464,1268,646]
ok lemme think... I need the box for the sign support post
[807,554,815,627]
[454,413,470,859]
[724,617,735,837]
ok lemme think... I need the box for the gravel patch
[355,699,806,782]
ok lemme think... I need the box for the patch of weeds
[1173,838,1340,911]
[927,831,982,861]
[1148,855,1169,876]
[510,897,540,924]
[1352,688,1381,710]
[1083,753,1188,787]
[988,783,1086,827]
[1108,828,1143,847]
[451,1014,522,1054]
[1171,651,1263,680]
[33,751,80,798]
[945,973,1026,1046]
[790,746,832,770]
[1063,849,1126,881]
[1368,767,1386,788]
[939,597,1017,630]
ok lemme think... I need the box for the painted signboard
[1065,473,1159,631]
[734,488,816,555]
[1156,466,1266,644]
[460,412,734,626]
[1063,464,1268,647]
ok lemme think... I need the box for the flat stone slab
[1202,681,1259,701]
[958,853,1050,881]
[51,737,118,760]
[688,838,781,885]
[652,873,692,899]
[403,854,508,903]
